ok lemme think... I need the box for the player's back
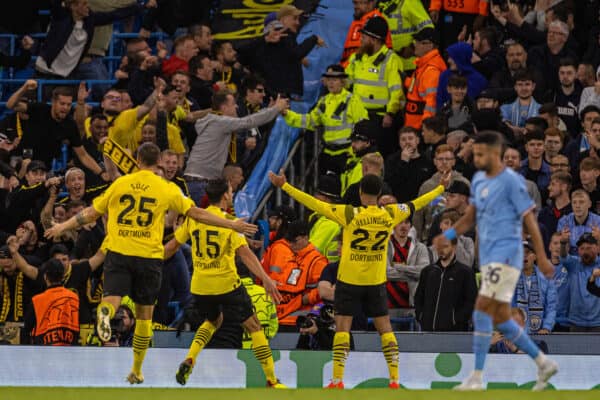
[470,168,534,269]
[338,205,398,286]
[93,169,193,259]
[175,205,247,295]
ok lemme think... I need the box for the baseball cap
[413,27,439,45]
[476,89,498,101]
[577,232,598,247]
[359,16,388,41]
[26,160,48,173]
[277,5,303,19]
[447,181,470,197]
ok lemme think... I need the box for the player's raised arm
[237,245,283,304]
[44,206,102,239]
[523,211,555,278]
[186,206,257,236]
[268,170,345,225]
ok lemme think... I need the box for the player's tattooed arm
[44,206,102,239]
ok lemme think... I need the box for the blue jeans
[186,179,208,206]
[70,58,110,101]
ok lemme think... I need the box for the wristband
[443,227,457,241]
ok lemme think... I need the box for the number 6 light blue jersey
[470,168,535,270]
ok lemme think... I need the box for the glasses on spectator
[104,94,122,101]
[552,163,569,168]
[548,30,566,36]
[435,157,455,162]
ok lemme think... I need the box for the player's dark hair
[137,143,161,166]
[474,130,503,147]
[285,220,309,242]
[360,174,383,196]
[206,178,230,204]
[43,258,65,285]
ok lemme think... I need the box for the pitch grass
[1,388,599,400]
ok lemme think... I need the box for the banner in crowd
[1,347,599,389]
[212,0,303,41]
[102,138,139,175]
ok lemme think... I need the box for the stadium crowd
[1,0,600,350]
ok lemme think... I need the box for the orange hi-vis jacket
[341,9,393,68]
[404,48,447,129]
[429,0,489,16]
[261,239,328,326]
[31,286,79,346]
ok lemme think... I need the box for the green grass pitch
[1,388,598,400]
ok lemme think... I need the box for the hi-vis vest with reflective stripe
[309,213,341,263]
[380,0,434,52]
[346,46,404,115]
[283,89,368,153]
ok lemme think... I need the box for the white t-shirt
[36,21,87,77]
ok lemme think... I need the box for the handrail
[0,79,117,103]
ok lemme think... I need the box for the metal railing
[0,79,115,107]
[251,133,321,223]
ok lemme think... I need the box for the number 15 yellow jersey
[92,170,195,259]
[282,182,444,286]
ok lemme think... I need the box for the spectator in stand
[35,0,142,80]
[578,63,596,89]
[184,90,288,205]
[520,129,552,202]
[436,42,487,108]
[539,172,573,241]
[550,154,571,175]
[139,0,209,37]
[430,209,475,269]
[308,175,342,264]
[188,54,216,110]
[343,152,391,207]
[340,120,380,196]
[415,235,477,332]
[161,35,198,77]
[0,35,33,71]
[503,146,542,213]
[386,218,430,309]
[340,0,391,67]
[551,58,582,138]
[413,144,470,243]
[578,67,600,114]
[549,232,570,332]
[513,240,557,335]
[7,82,108,181]
[421,115,447,163]
[557,189,600,255]
[543,128,566,167]
[190,24,213,56]
[437,74,474,132]
[501,69,542,139]
[428,180,473,244]
[77,114,108,187]
[23,259,79,346]
[471,26,504,81]
[528,20,579,94]
[261,220,328,329]
[575,158,600,214]
[428,0,488,50]
[489,308,548,354]
[384,127,433,204]
[564,106,600,172]
[539,103,569,135]
[404,27,447,130]
[213,41,245,94]
[489,42,545,104]
[266,205,296,244]
[559,232,600,332]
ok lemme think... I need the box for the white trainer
[453,374,484,391]
[532,359,558,391]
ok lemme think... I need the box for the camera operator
[296,303,338,350]
[87,304,136,347]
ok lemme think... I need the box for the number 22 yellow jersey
[282,182,444,286]
[174,205,248,295]
[92,169,195,259]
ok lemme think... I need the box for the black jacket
[528,44,579,94]
[384,153,433,204]
[473,47,505,81]
[415,257,477,332]
[587,278,600,298]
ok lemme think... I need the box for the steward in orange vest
[25,259,79,345]
[404,28,447,129]
[341,1,392,67]
[261,221,328,327]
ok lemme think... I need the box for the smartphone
[23,148,33,159]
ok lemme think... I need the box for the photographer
[87,303,136,347]
[296,303,338,351]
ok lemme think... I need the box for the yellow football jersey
[92,170,194,259]
[174,206,248,295]
[282,182,444,285]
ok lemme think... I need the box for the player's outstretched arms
[410,171,452,211]
[44,206,102,239]
[186,207,258,235]
[237,245,283,304]
[164,238,182,260]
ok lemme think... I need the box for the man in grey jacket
[184,90,288,204]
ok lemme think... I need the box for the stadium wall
[0,347,598,389]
